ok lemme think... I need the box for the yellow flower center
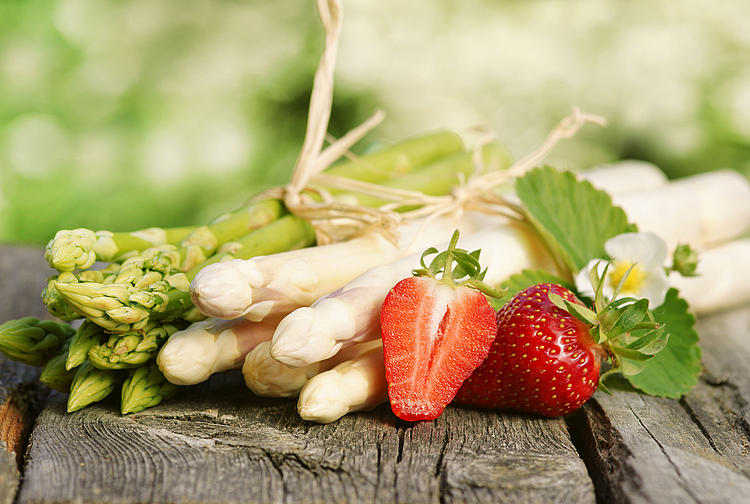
[608,260,647,294]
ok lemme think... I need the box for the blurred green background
[1,0,749,244]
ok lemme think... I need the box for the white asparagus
[270,222,553,367]
[190,232,403,321]
[297,344,387,424]
[190,215,487,323]
[580,160,668,195]
[272,169,750,368]
[243,340,381,398]
[671,239,750,315]
[501,160,669,206]
[157,316,280,386]
[189,162,685,324]
[614,170,750,250]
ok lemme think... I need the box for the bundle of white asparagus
[156,162,750,423]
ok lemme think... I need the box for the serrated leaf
[625,288,701,398]
[488,269,573,310]
[515,167,634,273]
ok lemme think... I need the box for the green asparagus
[51,142,512,334]
[349,143,513,209]
[175,199,285,271]
[45,226,196,273]
[65,320,105,370]
[324,129,464,182]
[54,215,316,332]
[0,317,75,366]
[88,322,183,370]
[67,363,120,412]
[120,364,178,414]
[40,342,76,392]
[44,131,462,274]
[41,274,83,321]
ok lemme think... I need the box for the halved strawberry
[380,231,499,421]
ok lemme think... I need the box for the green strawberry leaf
[489,269,572,310]
[624,288,702,398]
[607,298,650,338]
[548,293,598,325]
[515,166,635,274]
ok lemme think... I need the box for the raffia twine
[258,0,607,246]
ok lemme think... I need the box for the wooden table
[1,245,749,503]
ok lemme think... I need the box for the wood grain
[5,244,750,504]
[0,246,56,504]
[18,372,594,504]
[568,305,750,504]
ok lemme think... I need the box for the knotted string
[258,0,607,246]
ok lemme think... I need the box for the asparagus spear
[67,362,120,412]
[121,364,178,415]
[0,317,75,366]
[348,142,512,209]
[41,276,82,322]
[44,131,462,274]
[45,226,196,273]
[54,215,317,332]
[88,322,183,370]
[65,320,105,370]
[323,129,463,182]
[40,342,76,392]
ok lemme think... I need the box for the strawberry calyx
[412,230,505,298]
[547,261,669,393]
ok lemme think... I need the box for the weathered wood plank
[0,245,56,504]
[569,305,750,504]
[18,371,594,504]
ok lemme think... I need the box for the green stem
[350,142,511,209]
[188,215,316,277]
[176,199,286,271]
[325,130,464,182]
[103,226,195,260]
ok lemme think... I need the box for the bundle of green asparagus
[0,131,515,414]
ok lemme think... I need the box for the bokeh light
[1,0,749,244]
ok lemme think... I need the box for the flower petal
[636,267,670,307]
[605,232,668,267]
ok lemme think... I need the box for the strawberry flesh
[455,283,603,417]
[380,276,498,421]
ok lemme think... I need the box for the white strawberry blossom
[575,232,670,308]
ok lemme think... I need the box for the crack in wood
[565,401,644,504]
[626,401,701,504]
[679,396,723,456]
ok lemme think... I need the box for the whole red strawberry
[381,231,501,422]
[456,283,605,417]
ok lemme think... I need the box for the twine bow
[261,0,607,246]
